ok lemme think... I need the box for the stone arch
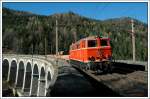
[47,71,51,81]
[24,62,32,92]
[48,66,53,79]
[31,64,39,96]
[39,67,46,96]
[40,67,45,77]
[9,60,17,85]
[16,61,24,88]
[2,59,9,80]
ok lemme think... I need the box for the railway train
[69,35,113,73]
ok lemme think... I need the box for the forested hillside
[2,7,148,61]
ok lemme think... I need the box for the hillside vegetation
[2,8,148,61]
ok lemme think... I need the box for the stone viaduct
[2,54,58,97]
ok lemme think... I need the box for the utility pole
[56,17,58,56]
[55,17,59,67]
[131,19,135,62]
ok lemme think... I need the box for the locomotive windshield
[88,40,97,47]
[100,39,108,46]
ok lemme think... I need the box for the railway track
[71,62,148,97]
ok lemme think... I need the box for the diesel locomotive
[69,35,113,73]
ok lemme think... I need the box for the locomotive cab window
[88,40,97,47]
[100,39,108,46]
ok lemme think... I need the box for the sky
[2,2,148,23]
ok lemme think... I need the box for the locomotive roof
[80,36,110,41]
[74,36,96,44]
[71,36,110,46]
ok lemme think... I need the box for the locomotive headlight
[88,56,95,61]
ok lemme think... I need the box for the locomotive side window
[100,39,108,46]
[82,40,85,48]
[88,40,97,47]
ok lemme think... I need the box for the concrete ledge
[115,60,148,71]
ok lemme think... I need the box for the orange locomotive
[69,36,112,73]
